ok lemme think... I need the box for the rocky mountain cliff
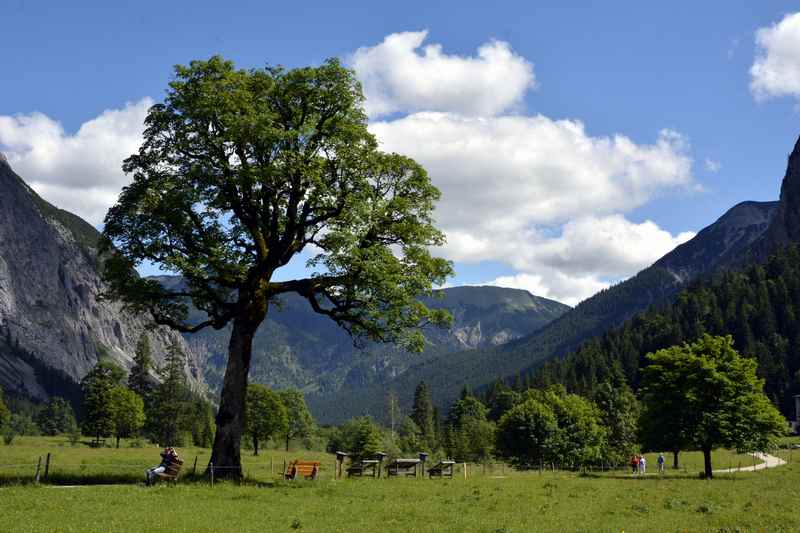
[0,158,203,401]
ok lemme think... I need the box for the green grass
[0,437,796,532]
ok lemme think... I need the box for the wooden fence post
[463,463,467,480]
[34,456,42,484]
[270,456,274,476]
[44,453,51,481]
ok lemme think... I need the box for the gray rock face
[0,159,203,399]
[655,200,778,282]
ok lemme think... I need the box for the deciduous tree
[100,56,452,477]
[278,389,315,451]
[640,334,787,478]
[110,386,146,448]
[245,384,287,455]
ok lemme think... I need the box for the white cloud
[369,112,695,304]
[483,272,608,307]
[751,12,800,101]
[475,215,694,305]
[370,112,693,241]
[351,31,535,117]
[0,99,151,225]
[704,158,721,172]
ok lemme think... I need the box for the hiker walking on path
[630,455,639,475]
[657,453,665,474]
[638,455,646,475]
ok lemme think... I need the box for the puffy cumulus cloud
[475,215,694,305]
[368,109,696,304]
[0,98,152,225]
[370,112,693,238]
[482,272,608,308]
[751,12,800,101]
[351,31,534,117]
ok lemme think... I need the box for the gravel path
[714,452,786,473]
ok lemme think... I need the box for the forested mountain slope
[167,280,569,407]
[532,245,800,417]
[317,136,800,421]
[314,200,778,422]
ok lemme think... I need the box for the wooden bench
[155,459,183,483]
[428,460,455,478]
[386,458,421,478]
[284,460,320,480]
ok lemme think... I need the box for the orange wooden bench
[284,460,320,480]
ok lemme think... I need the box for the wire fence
[0,448,792,485]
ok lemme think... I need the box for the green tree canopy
[245,384,288,455]
[593,382,640,466]
[151,342,192,446]
[496,387,606,469]
[278,389,316,451]
[128,335,154,399]
[640,334,787,478]
[397,416,422,453]
[81,359,125,445]
[410,381,435,447]
[36,397,78,436]
[100,55,452,477]
[446,394,489,429]
[110,386,146,448]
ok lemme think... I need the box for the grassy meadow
[1,436,797,532]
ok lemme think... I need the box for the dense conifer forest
[527,245,800,417]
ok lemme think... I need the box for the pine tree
[128,335,154,398]
[410,381,434,447]
[152,342,190,446]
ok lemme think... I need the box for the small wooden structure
[428,460,456,479]
[155,459,184,483]
[386,458,421,477]
[284,460,320,480]
[335,451,349,479]
[346,459,380,478]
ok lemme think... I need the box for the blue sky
[2,1,800,304]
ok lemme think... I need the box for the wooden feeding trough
[346,452,386,478]
[428,460,456,478]
[385,458,421,477]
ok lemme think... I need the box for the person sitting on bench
[145,446,180,486]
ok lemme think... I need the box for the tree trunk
[208,308,265,480]
[116,436,120,449]
[702,447,713,479]
[285,433,290,452]
[672,449,680,470]
[253,436,259,456]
